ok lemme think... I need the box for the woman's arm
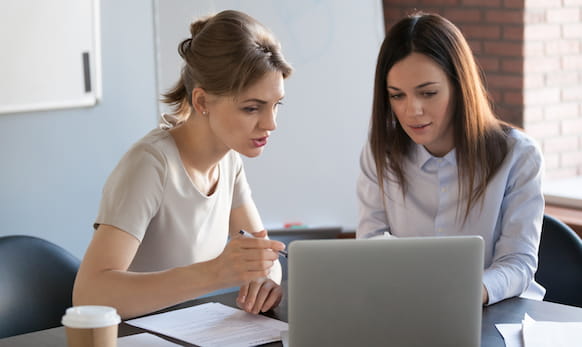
[229,202,284,313]
[357,143,391,239]
[482,137,545,305]
[73,223,283,318]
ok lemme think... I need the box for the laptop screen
[288,236,484,347]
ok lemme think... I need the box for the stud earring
[202,111,208,116]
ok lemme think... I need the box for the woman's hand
[237,278,283,314]
[232,229,284,314]
[482,284,489,305]
[210,231,285,288]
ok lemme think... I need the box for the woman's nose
[260,110,277,131]
[406,97,423,117]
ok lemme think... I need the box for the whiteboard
[155,0,384,229]
[0,0,101,114]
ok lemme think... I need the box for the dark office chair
[534,214,582,308]
[0,235,80,338]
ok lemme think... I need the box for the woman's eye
[422,91,437,97]
[389,93,403,100]
[242,106,259,113]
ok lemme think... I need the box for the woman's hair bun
[189,16,211,37]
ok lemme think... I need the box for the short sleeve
[94,143,166,241]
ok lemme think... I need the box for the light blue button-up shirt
[357,129,545,305]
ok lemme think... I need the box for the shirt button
[441,187,446,193]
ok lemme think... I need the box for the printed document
[126,302,288,347]
[496,313,582,347]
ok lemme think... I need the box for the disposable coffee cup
[62,305,121,347]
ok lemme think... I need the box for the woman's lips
[409,122,432,131]
[410,123,431,129]
[252,136,268,147]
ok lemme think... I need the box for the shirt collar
[412,144,457,170]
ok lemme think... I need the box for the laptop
[287,236,484,347]
[269,226,343,280]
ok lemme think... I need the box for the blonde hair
[162,10,293,118]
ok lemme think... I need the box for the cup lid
[62,305,121,328]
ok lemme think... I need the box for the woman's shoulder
[221,150,244,171]
[504,127,543,166]
[130,128,176,152]
[506,127,541,154]
[121,128,175,168]
[133,128,173,149]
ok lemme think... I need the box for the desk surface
[2,289,582,347]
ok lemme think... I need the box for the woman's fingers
[261,284,282,312]
[230,237,285,256]
[238,279,282,314]
[237,282,250,308]
[216,238,283,285]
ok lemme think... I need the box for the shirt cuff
[482,269,502,305]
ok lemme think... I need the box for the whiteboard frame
[0,0,102,115]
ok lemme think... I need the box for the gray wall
[0,0,158,258]
[0,0,383,258]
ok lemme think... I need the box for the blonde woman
[74,10,292,318]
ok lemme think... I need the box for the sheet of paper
[126,302,288,347]
[522,318,582,347]
[118,333,181,347]
[495,323,523,347]
[281,330,289,347]
[496,313,582,347]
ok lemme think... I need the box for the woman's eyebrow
[415,81,439,89]
[388,81,439,91]
[240,96,285,103]
[240,98,267,104]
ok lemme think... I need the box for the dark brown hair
[162,10,293,118]
[370,12,511,221]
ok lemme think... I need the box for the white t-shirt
[95,128,253,272]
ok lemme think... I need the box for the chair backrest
[534,214,582,308]
[0,235,80,338]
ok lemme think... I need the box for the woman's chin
[237,147,264,158]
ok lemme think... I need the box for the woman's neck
[169,114,228,175]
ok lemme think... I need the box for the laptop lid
[288,236,484,347]
[269,227,343,280]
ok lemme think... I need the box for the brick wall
[523,0,582,178]
[382,0,582,179]
[382,0,526,127]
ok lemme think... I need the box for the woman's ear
[191,87,208,115]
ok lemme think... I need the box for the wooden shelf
[544,204,582,239]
